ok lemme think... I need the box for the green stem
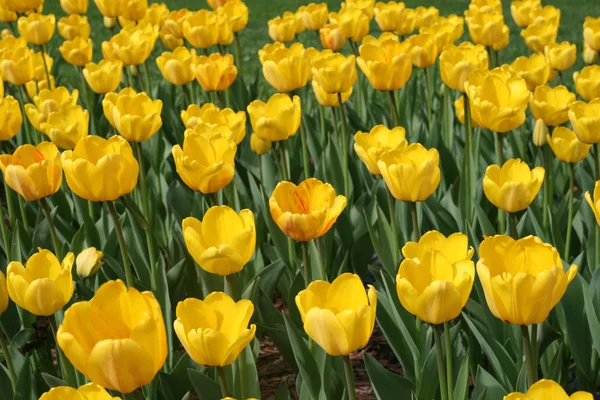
[496,133,506,234]
[39,46,52,89]
[217,366,229,398]
[410,202,420,241]
[215,90,224,108]
[182,84,192,108]
[316,238,327,281]
[17,196,28,234]
[88,200,94,221]
[0,328,16,390]
[302,241,311,287]
[423,67,433,129]
[0,190,11,261]
[49,314,75,386]
[279,141,289,181]
[40,197,61,258]
[258,155,264,184]
[2,144,15,228]
[387,90,399,127]
[343,355,357,400]
[141,61,151,95]
[510,213,518,239]
[234,32,243,80]
[434,326,449,400]
[565,163,574,261]
[319,105,327,149]
[107,201,134,288]
[386,188,399,264]
[595,144,600,269]
[444,322,454,400]
[464,96,473,226]
[226,274,237,300]
[521,325,536,388]
[17,85,33,144]
[338,93,349,199]
[558,70,564,86]
[531,323,538,381]
[331,106,339,144]
[541,147,549,235]
[299,110,310,179]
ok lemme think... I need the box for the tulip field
[4,0,600,399]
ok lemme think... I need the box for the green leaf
[236,344,260,399]
[363,351,413,400]
[275,379,292,400]
[187,368,222,400]
[453,352,470,400]
[471,367,507,400]
[0,364,14,400]
[41,373,68,389]
[13,357,30,400]
[154,254,174,371]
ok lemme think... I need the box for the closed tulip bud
[181,103,246,144]
[60,0,87,15]
[6,249,74,316]
[0,142,61,201]
[108,91,162,142]
[477,235,577,325]
[182,206,255,276]
[40,383,119,400]
[103,16,116,28]
[60,37,93,66]
[270,178,346,242]
[319,24,346,51]
[250,133,271,155]
[102,24,156,66]
[5,0,43,14]
[62,135,139,201]
[18,13,55,45]
[532,118,548,147]
[510,0,541,28]
[465,68,530,133]
[0,96,21,140]
[298,3,327,31]
[172,130,235,193]
[547,127,590,163]
[75,247,104,278]
[407,33,438,68]
[312,53,357,94]
[58,15,91,40]
[440,42,488,92]
[58,280,167,393]
[397,8,416,36]
[574,66,600,101]
[374,1,405,32]
[509,53,550,90]
[40,105,89,149]
[530,85,575,127]
[0,29,12,38]
[357,37,412,91]
[267,15,296,43]
[296,273,376,356]
[584,16,600,52]
[247,94,301,142]
[469,0,502,14]
[25,86,78,131]
[397,231,474,324]
[354,125,407,175]
[329,7,369,42]
[378,143,440,202]
[183,10,220,49]
[414,5,438,28]
[544,41,576,71]
[466,10,509,49]
[83,59,123,94]
[584,41,598,65]
[506,380,592,400]
[95,0,123,18]
[521,21,558,53]
[0,6,16,23]
[312,80,352,106]
[123,0,147,22]
[261,42,309,93]
[454,95,479,127]
[194,53,237,92]
[483,158,544,213]
[217,0,248,32]
[569,99,600,144]
[156,46,196,85]
[0,271,7,316]
[175,292,255,366]
[0,47,34,85]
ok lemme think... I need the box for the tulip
[345,0,375,19]
[584,16,600,51]
[59,37,93,66]
[5,249,73,316]
[573,66,600,101]
[181,103,246,145]
[172,130,235,194]
[530,85,575,127]
[586,181,600,226]
[509,53,550,91]
[357,36,412,91]
[0,142,62,201]
[0,8,15,24]
[414,5,439,28]
[510,0,541,28]
[156,46,196,86]
[207,0,232,8]
[319,23,346,51]
[0,34,27,56]
[406,33,438,68]
[250,133,271,155]
[83,60,122,94]
[57,15,90,40]
[40,105,89,150]
[26,78,55,99]
[4,0,42,13]
[505,379,592,400]
[312,78,352,108]
[468,0,502,14]
[31,49,54,82]
[268,15,297,43]
[397,231,474,324]
[260,42,310,93]
[215,12,234,46]
[544,42,576,72]
[296,273,376,356]
[378,143,440,202]
[160,9,188,49]
[521,21,558,53]
[477,235,577,325]
[466,10,509,49]
[40,383,119,400]
[397,8,416,36]
[454,95,479,127]
[439,42,488,92]
[58,280,167,393]
[312,53,357,94]
[94,0,123,18]
[569,99,600,144]
[419,16,464,50]
[247,94,301,142]
[194,53,237,92]
[75,247,104,278]
[0,271,7,316]
[583,41,598,65]
[18,13,55,45]
[354,125,407,175]
[0,47,34,85]
[532,118,548,147]
[374,1,405,32]
[62,135,139,201]
[102,23,156,66]
[159,26,183,50]
[329,6,370,42]
[60,0,87,15]
[269,178,346,242]
[25,86,79,131]
[0,96,22,141]
[299,3,327,31]
[123,0,147,22]
[547,127,590,164]
[103,90,162,142]
[532,5,561,27]
[174,292,255,367]
[141,3,169,26]
[216,0,248,33]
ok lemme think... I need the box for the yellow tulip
[194,53,237,92]
[532,118,548,147]
[509,53,550,91]
[0,4,15,23]
[261,42,310,93]
[216,12,234,46]
[141,3,168,27]
[109,91,162,142]
[505,379,592,400]
[547,127,590,164]
[250,133,271,155]
[174,292,255,367]
[25,86,78,131]
[0,271,7,316]
[247,93,301,142]
[268,15,297,43]
[94,0,123,18]
[396,7,416,36]
[406,33,438,68]
[397,231,474,324]
[102,23,156,66]
[357,36,412,91]
[583,41,598,65]
[0,141,61,201]
[530,85,575,127]
[319,23,346,51]
[156,46,196,85]
[40,383,119,400]
[477,235,577,325]
[439,42,488,92]
[159,26,183,50]
[454,95,479,127]
[312,52,357,94]
[269,178,346,242]
[544,42,576,72]
[0,34,27,56]
[181,103,246,144]
[299,2,327,31]
[573,66,600,101]
[419,16,464,51]
[483,158,544,213]
[414,5,439,28]
[468,0,502,14]
[521,21,557,53]
[295,273,376,356]
[62,135,139,201]
[31,49,53,82]
[345,0,375,19]
[6,248,73,316]
[584,16,600,52]
[172,129,235,194]
[329,6,370,42]
[59,37,93,66]
[39,105,89,150]
[58,280,167,393]
[569,98,600,144]
[26,77,55,99]
[586,181,600,226]
[284,10,305,35]
[532,5,560,28]
[465,10,509,49]
[4,0,42,13]
[354,125,407,175]
[161,8,188,43]
[510,0,541,28]
[378,143,440,202]
[59,0,87,15]
[103,16,117,28]
[216,0,248,33]
[465,68,530,133]
[207,0,232,8]
[312,79,352,106]
[58,15,90,40]
[122,0,147,22]
[18,13,55,45]
[75,247,104,278]
[0,96,21,141]
[182,10,220,48]
[182,206,255,276]
[0,46,34,85]
[374,1,405,32]
[83,59,122,94]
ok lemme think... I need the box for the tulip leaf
[453,352,470,400]
[187,368,223,400]
[41,372,67,389]
[471,366,507,400]
[417,345,439,400]
[282,312,321,400]
[255,290,296,369]
[0,363,13,400]
[13,356,30,400]
[275,378,292,400]
[154,254,174,371]
[363,351,413,400]
[583,279,600,360]
[235,345,260,399]
[71,196,101,249]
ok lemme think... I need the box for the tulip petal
[304,308,350,356]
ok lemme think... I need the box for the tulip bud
[250,133,271,155]
[1,29,10,39]
[104,16,116,28]
[533,118,548,147]
[129,64,138,76]
[76,247,104,278]
[584,42,598,65]
[0,271,8,316]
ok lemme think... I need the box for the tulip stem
[558,71,564,86]
[509,213,518,240]
[343,355,357,400]
[1,143,16,228]
[0,196,11,261]
[217,366,229,398]
[423,67,433,129]
[107,201,134,288]
[226,274,237,300]
[434,326,449,400]
[521,325,537,388]
[40,197,62,258]
[595,143,600,269]
[0,328,16,390]
[495,133,506,234]
[49,314,75,386]
[215,90,224,109]
[444,322,454,400]
[541,147,549,235]
[38,46,52,90]
[299,110,310,179]
[234,32,243,80]
[337,94,350,199]
[387,90,399,127]
[331,106,339,143]
[565,163,575,261]
[319,105,327,149]
[387,189,399,265]
[410,202,420,241]
[278,141,289,181]
[302,241,311,287]
[464,96,473,226]
[17,85,33,145]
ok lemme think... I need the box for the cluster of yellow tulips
[0,0,599,399]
